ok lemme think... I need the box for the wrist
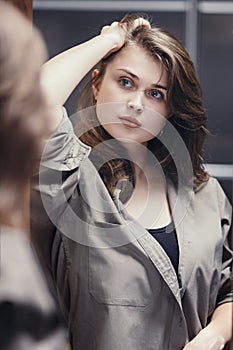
[203,324,226,346]
[97,33,118,51]
[98,22,126,53]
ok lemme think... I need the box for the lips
[118,116,142,128]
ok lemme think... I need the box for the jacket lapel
[114,179,196,304]
[167,181,195,298]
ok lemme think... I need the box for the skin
[92,43,170,144]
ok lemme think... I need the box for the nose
[127,92,143,113]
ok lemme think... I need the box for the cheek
[141,108,167,139]
[149,101,169,119]
[95,101,121,127]
[95,80,123,105]
[96,103,113,125]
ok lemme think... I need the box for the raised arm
[40,18,150,131]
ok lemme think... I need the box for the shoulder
[195,176,232,221]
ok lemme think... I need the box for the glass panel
[199,13,233,164]
[219,179,232,202]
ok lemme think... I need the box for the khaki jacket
[31,111,232,350]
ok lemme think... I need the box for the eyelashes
[118,76,165,101]
[119,77,133,88]
[146,89,164,100]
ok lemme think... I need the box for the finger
[100,25,110,34]
[132,18,151,30]
[101,21,119,34]
[110,21,120,28]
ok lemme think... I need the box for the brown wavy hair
[0,3,49,221]
[77,13,209,200]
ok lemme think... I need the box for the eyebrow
[116,68,168,91]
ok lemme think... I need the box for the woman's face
[93,43,170,144]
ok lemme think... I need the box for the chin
[104,127,153,145]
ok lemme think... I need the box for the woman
[0,3,66,349]
[31,14,232,349]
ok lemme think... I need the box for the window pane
[199,13,233,164]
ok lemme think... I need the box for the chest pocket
[88,241,156,307]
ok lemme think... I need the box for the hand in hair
[40,17,150,131]
[100,18,151,56]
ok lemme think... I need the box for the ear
[92,69,100,99]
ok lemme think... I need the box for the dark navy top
[147,224,179,274]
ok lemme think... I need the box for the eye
[147,89,164,100]
[119,77,133,88]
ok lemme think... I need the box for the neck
[119,139,148,169]
[121,142,164,184]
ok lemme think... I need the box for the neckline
[147,221,174,233]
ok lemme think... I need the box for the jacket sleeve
[215,180,233,306]
[32,108,91,223]
[40,108,90,172]
[30,108,90,315]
